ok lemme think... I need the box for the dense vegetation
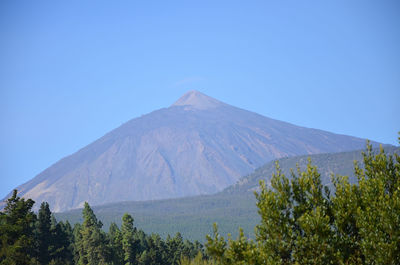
[0,192,205,264]
[56,192,258,243]
[1,142,399,264]
[205,142,400,264]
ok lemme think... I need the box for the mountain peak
[5,90,376,212]
[172,90,224,110]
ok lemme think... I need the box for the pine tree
[34,202,74,265]
[49,217,74,264]
[0,190,38,264]
[143,234,164,265]
[78,202,109,265]
[166,232,185,265]
[58,220,75,264]
[121,213,138,265]
[353,143,400,264]
[36,202,52,264]
[108,222,124,265]
[73,223,84,264]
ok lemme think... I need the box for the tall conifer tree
[36,202,52,264]
[78,202,109,265]
[108,222,124,265]
[121,213,137,265]
[0,190,37,264]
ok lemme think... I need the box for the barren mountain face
[6,91,374,212]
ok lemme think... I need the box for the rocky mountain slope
[5,91,379,212]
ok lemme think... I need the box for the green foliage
[0,190,38,265]
[138,234,165,265]
[180,252,216,265]
[0,192,208,264]
[352,143,400,264]
[107,222,124,264]
[66,204,204,264]
[225,228,259,265]
[72,222,83,264]
[48,218,74,264]
[76,202,109,265]
[206,142,400,264]
[166,232,185,264]
[121,213,138,264]
[205,224,226,264]
[57,192,258,243]
[36,202,52,264]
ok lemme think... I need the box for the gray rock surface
[5,91,378,212]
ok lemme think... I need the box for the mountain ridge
[3,91,381,212]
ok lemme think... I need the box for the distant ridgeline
[223,144,400,194]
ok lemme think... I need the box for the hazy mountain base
[56,146,399,242]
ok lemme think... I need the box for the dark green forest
[1,142,399,264]
[0,191,206,265]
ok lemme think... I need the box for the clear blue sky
[1,0,399,198]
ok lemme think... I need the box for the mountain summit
[5,91,379,212]
[172,90,224,109]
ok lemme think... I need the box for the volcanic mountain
[6,91,378,212]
